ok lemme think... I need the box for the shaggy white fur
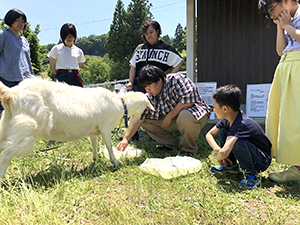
[0,77,154,179]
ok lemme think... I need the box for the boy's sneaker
[239,173,260,188]
[269,167,300,184]
[211,162,239,174]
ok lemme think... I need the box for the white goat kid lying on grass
[0,77,154,179]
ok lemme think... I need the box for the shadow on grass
[115,130,213,160]
[210,170,300,198]
[2,158,122,191]
[211,172,274,192]
[275,187,300,199]
[262,178,300,200]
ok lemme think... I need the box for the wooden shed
[185,0,280,103]
[196,0,279,102]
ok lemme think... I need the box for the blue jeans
[55,71,83,87]
[219,128,271,174]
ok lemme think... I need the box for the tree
[44,43,55,52]
[21,23,42,74]
[76,36,93,56]
[105,0,128,63]
[161,34,172,46]
[179,50,187,71]
[105,0,152,79]
[126,0,153,55]
[110,60,131,81]
[173,23,185,52]
[76,34,107,57]
[80,56,111,85]
[180,21,197,60]
[0,18,4,29]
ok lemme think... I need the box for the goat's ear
[146,101,155,111]
[127,114,139,131]
[0,82,11,104]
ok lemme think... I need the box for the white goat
[0,77,154,179]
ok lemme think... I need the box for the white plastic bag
[140,156,202,179]
[119,85,127,94]
[100,146,143,160]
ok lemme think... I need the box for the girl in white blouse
[48,23,85,87]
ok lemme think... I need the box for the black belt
[57,69,79,74]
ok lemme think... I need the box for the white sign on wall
[195,82,217,120]
[246,83,272,117]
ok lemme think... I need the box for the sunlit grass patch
[0,128,299,224]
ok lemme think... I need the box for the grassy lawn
[0,127,299,225]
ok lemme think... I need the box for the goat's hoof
[113,160,121,167]
[93,156,99,163]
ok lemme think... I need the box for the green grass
[0,128,299,225]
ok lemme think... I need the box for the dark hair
[213,84,242,112]
[139,19,162,41]
[258,0,298,18]
[4,9,27,29]
[258,0,280,11]
[60,23,77,44]
[137,64,166,88]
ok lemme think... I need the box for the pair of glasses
[265,2,280,19]
[15,20,26,25]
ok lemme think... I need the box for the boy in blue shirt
[206,85,272,188]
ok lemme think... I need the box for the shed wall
[197,0,279,102]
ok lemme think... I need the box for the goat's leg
[0,150,15,179]
[0,115,36,180]
[90,136,99,162]
[101,132,121,167]
[0,135,35,180]
[0,112,11,154]
[0,136,35,181]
